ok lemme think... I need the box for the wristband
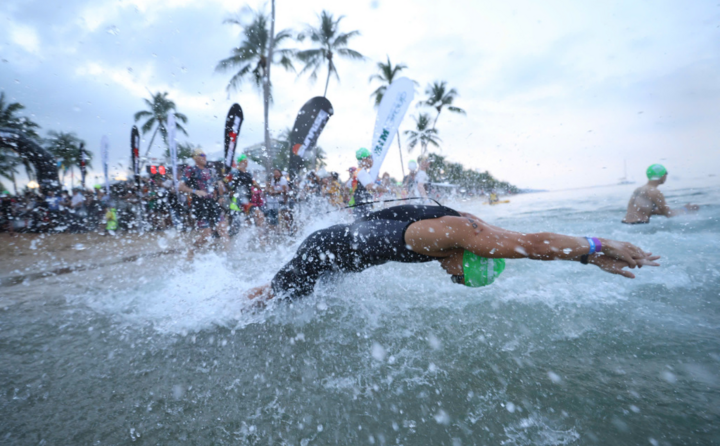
[591,237,602,253]
[585,237,596,255]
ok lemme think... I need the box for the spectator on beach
[322,172,344,208]
[403,160,417,192]
[247,181,267,229]
[413,157,431,201]
[44,190,62,229]
[265,168,289,230]
[60,190,71,209]
[71,188,85,211]
[45,190,61,211]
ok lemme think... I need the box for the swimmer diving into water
[246,204,660,301]
[623,164,700,224]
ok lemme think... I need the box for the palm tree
[0,149,20,194]
[369,56,410,106]
[313,146,327,169]
[0,93,41,186]
[296,10,364,97]
[216,6,294,171]
[369,55,414,176]
[163,141,197,161]
[45,131,90,189]
[0,92,40,140]
[404,113,441,158]
[133,92,188,159]
[421,81,466,128]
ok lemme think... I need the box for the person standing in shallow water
[623,164,700,224]
[178,149,230,259]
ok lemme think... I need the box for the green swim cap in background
[462,250,506,287]
[356,147,371,160]
[646,164,667,180]
[237,153,247,163]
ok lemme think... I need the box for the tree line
[425,153,519,194]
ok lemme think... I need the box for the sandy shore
[0,231,190,285]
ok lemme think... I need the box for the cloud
[8,23,40,54]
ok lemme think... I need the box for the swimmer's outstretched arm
[406,214,660,277]
[649,190,699,217]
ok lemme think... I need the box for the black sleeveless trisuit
[271,205,461,299]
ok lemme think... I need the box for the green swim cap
[237,153,247,163]
[462,250,505,287]
[646,164,667,180]
[356,147,371,160]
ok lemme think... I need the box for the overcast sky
[2,0,719,189]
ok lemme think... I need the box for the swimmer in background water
[245,204,660,302]
[622,164,700,224]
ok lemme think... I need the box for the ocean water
[1,178,719,445]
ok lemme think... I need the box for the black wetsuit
[351,182,373,216]
[229,170,253,205]
[271,205,461,299]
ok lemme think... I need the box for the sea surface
[1,177,719,445]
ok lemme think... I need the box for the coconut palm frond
[296,9,364,96]
[140,117,156,134]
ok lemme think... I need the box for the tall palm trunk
[143,125,160,159]
[323,57,332,97]
[11,171,17,195]
[263,0,276,174]
[397,131,405,178]
[432,108,442,129]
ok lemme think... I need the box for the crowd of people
[1,186,110,234]
[177,148,446,257]
[0,148,453,238]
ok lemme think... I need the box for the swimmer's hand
[684,203,700,212]
[598,239,655,268]
[246,284,274,301]
[194,190,209,198]
[589,253,661,278]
